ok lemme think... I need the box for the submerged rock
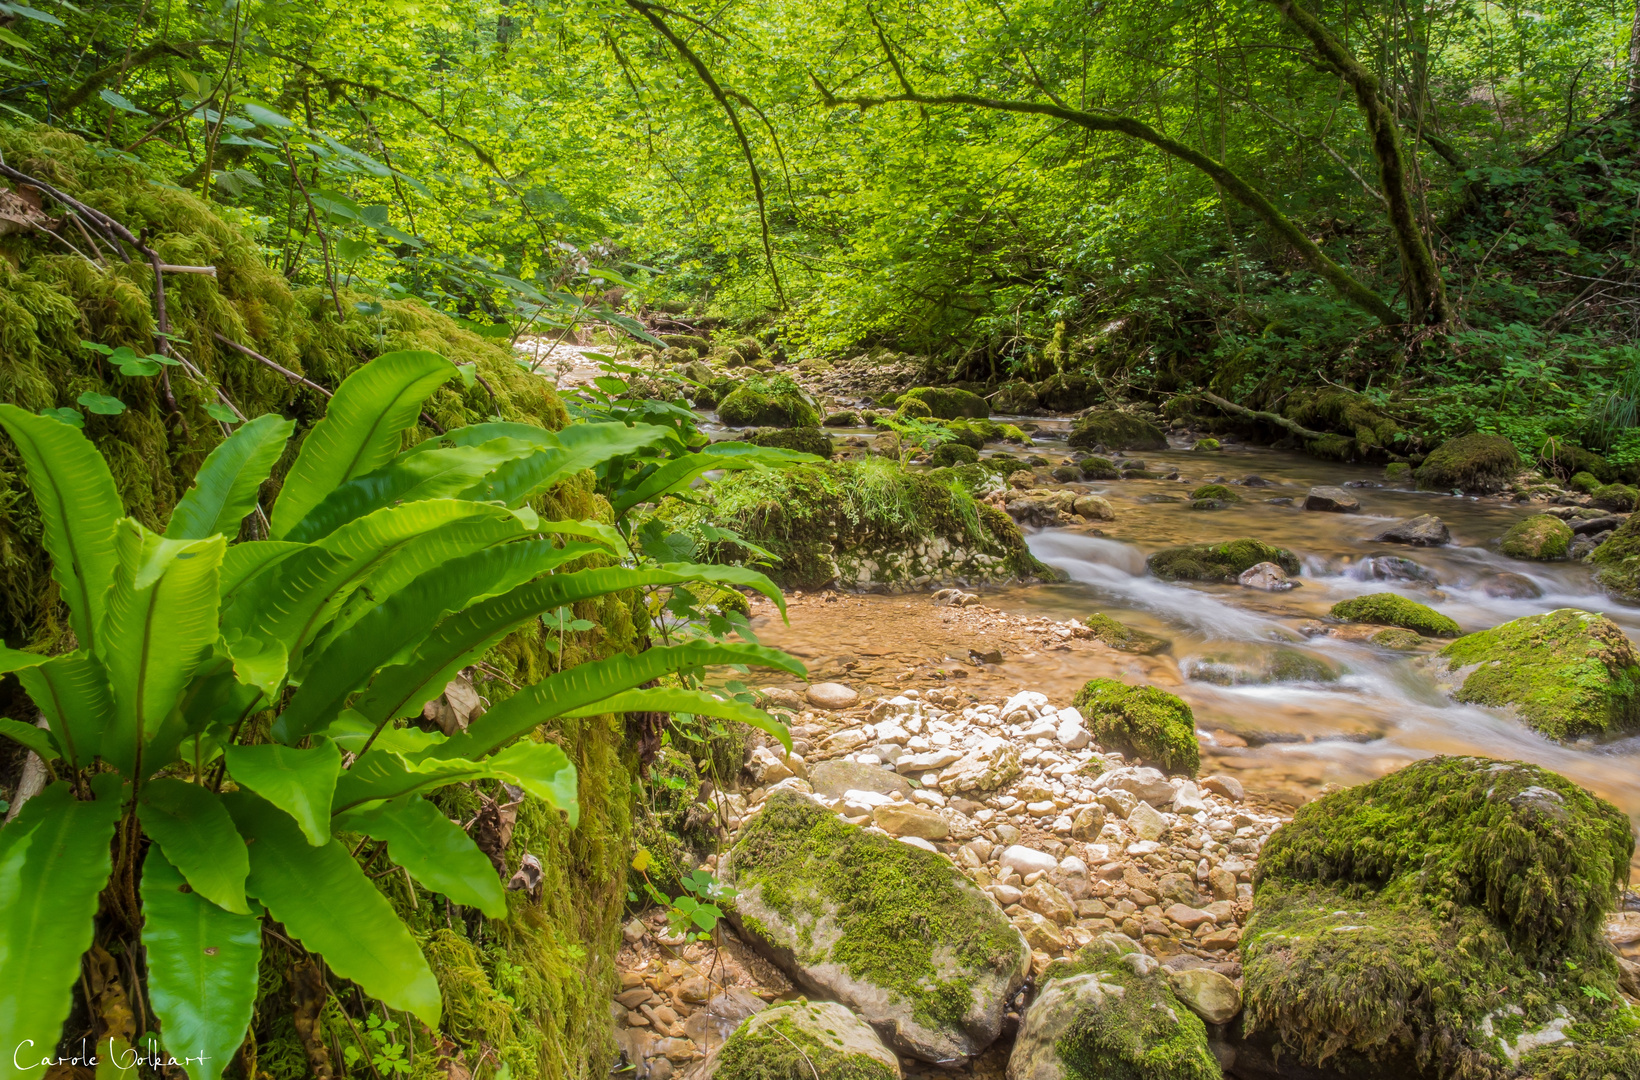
[1242,756,1635,1079]
[1302,485,1360,512]
[1008,948,1221,1080]
[1369,627,1425,651]
[1478,571,1542,599]
[1185,650,1337,687]
[1356,555,1436,584]
[722,791,1030,1062]
[1078,456,1120,480]
[1414,433,1522,494]
[1189,483,1241,504]
[1330,592,1459,638]
[1146,539,1301,583]
[1433,609,1640,741]
[1373,513,1451,546]
[1498,513,1572,560]
[1072,678,1199,775]
[709,1000,900,1080]
[1082,613,1171,654]
[1066,410,1168,452]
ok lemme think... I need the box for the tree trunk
[1630,0,1640,113]
[1267,0,1449,325]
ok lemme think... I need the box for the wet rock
[1078,456,1120,481]
[1303,486,1360,513]
[1009,950,1220,1080]
[1071,494,1115,521]
[809,759,913,801]
[806,683,860,710]
[701,1000,898,1080]
[1499,514,1572,560]
[1373,513,1451,546]
[1591,483,1640,512]
[1006,497,1070,528]
[718,384,821,429]
[872,802,948,839]
[1081,613,1171,654]
[1201,774,1244,801]
[1067,410,1168,451]
[1571,514,1625,536]
[1330,592,1459,638]
[1147,539,1300,583]
[1414,433,1521,494]
[1239,475,1277,488]
[1369,627,1425,651]
[1357,556,1436,584]
[1237,561,1294,591]
[1167,968,1242,1025]
[1432,609,1640,741]
[722,792,1030,1062]
[1478,571,1542,599]
[1589,515,1640,601]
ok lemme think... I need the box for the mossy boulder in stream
[1590,483,1640,512]
[1538,436,1613,483]
[1071,679,1199,775]
[711,1001,900,1080]
[931,442,979,467]
[1067,410,1168,451]
[1590,515,1640,601]
[676,457,1050,591]
[721,790,1031,1062]
[1498,513,1572,560]
[1146,539,1300,583]
[1008,947,1221,1080]
[1432,609,1640,741]
[1414,433,1521,494]
[1242,756,1636,1080]
[718,378,821,428]
[746,425,833,459]
[1331,592,1460,638]
[901,385,989,419]
[1082,614,1170,655]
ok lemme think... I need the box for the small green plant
[343,1013,411,1077]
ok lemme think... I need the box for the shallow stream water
[747,422,1640,878]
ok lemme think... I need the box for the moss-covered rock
[931,442,979,467]
[1590,514,1640,601]
[660,333,711,355]
[1371,627,1426,650]
[1538,436,1612,483]
[1034,373,1101,413]
[1590,483,1639,512]
[1331,592,1459,637]
[1498,514,1573,560]
[1385,461,1412,483]
[993,380,1039,414]
[1243,756,1635,1079]
[1189,483,1240,503]
[1146,539,1300,583]
[1071,679,1199,775]
[721,791,1030,1062]
[901,386,989,419]
[714,1001,900,1080]
[1415,433,1522,494]
[1067,409,1168,451]
[1193,438,1221,452]
[718,381,821,428]
[747,426,833,459]
[1082,614,1170,655]
[1433,609,1640,741]
[676,458,1050,591]
[1570,470,1602,493]
[1078,456,1120,480]
[1008,950,1221,1080]
[893,397,934,421]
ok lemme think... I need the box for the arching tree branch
[58,40,222,114]
[812,81,1402,326]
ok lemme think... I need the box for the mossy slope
[721,790,1030,1062]
[1244,756,1636,1080]
[1434,609,1640,741]
[1071,678,1199,775]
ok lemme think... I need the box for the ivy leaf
[76,392,125,415]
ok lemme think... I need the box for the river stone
[1071,494,1115,521]
[1000,845,1061,878]
[1200,774,1244,801]
[1166,968,1242,1025]
[1024,881,1076,925]
[896,749,962,775]
[937,744,1023,795]
[701,1000,900,1080]
[1095,766,1177,806]
[1303,485,1360,512]
[1008,956,1220,1080]
[810,759,913,800]
[807,682,860,710]
[1237,561,1293,591]
[1359,556,1436,583]
[1415,433,1522,494]
[1479,571,1542,599]
[1127,801,1168,842]
[1373,514,1451,546]
[1431,608,1640,741]
[1069,805,1105,840]
[872,802,948,840]
[722,791,1029,1062]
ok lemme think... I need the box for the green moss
[1082,614,1170,655]
[1538,437,1613,483]
[1267,649,1338,683]
[660,334,710,355]
[1192,438,1220,451]
[1569,471,1602,494]
[1589,514,1640,600]
[1044,953,1221,1080]
[1436,609,1640,741]
[718,378,821,428]
[1034,373,1101,413]
[824,410,861,427]
[1284,389,1405,458]
[1370,627,1425,650]
[1415,433,1522,494]
[1078,456,1120,480]
[1385,462,1412,483]
[993,380,1039,414]
[716,1004,899,1080]
[1067,409,1168,451]
[941,419,986,450]
[1188,484,1240,502]
[1499,514,1573,560]
[1071,678,1199,775]
[1331,593,1460,637]
[747,426,833,459]
[1245,756,1635,1079]
[894,397,935,420]
[1589,483,1639,512]
[729,791,1027,1031]
[932,442,979,466]
[1146,539,1300,582]
[903,385,990,419]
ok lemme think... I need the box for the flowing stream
[750,422,1640,876]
